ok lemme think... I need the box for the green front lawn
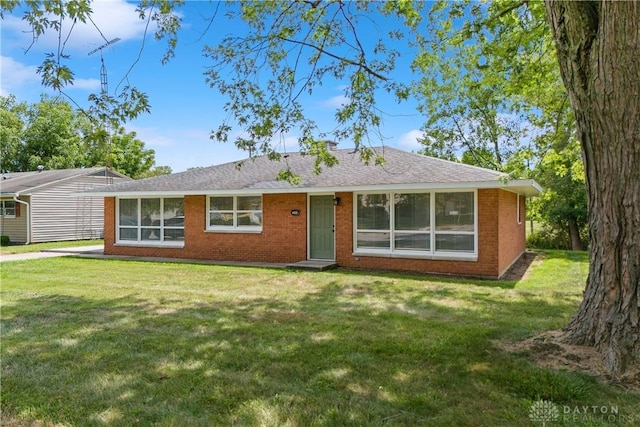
[0,239,103,255]
[1,253,637,426]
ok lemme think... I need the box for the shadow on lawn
[329,251,548,290]
[1,280,631,426]
[331,268,520,290]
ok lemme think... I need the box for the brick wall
[497,191,526,276]
[104,194,308,263]
[104,197,115,249]
[104,189,524,278]
[334,189,523,278]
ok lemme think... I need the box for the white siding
[30,175,127,243]
[0,197,28,243]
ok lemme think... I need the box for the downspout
[13,196,31,244]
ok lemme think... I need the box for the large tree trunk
[544,1,640,375]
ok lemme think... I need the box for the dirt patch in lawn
[499,330,640,392]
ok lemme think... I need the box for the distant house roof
[0,167,129,196]
[83,147,542,197]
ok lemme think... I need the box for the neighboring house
[0,167,130,244]
[86,146,541,278]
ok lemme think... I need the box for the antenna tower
[88,38,120,184]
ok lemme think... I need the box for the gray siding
[30,175,127,243]
[0,197,28,243]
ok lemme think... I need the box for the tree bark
[567,216,584,251]
[544,1,640,375]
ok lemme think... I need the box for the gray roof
[1,167,127,196]
[85,147,541,196]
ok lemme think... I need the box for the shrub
[0,235,11,246]
[526,226,570,250]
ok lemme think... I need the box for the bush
[0,235,11,246]
[526,226,570,250]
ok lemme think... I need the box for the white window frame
[354,193,393,252]
[353,189,477,261]
[517,194,523,225]
[433,191,476,255]
[116,197,185,247]
[393,192,432,253]
[0,200,16,218]
[206,195,262,233]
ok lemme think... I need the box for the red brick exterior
[334,189,524,278]
[104,188,525,278]
[105,194,308,263]
[497,192,526,276]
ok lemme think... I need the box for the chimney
[325,140,338,151]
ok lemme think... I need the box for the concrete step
[286,260,338,271]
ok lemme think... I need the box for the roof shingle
[85,147,541,196]
[1,167,119,195]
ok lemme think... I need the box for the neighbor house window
[354,191,476,257]
[117,197,184,245]
[207,195,262,231]
[0,201,16,218]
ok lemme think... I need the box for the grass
[1,251,637,426]
[0,239,103,255]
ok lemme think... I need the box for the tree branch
[276,36,388,81]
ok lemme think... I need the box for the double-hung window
[355,191,476,258]
[0,201,16,218]
[117,197,184,245]
[207,195,262,231]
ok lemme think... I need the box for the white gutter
[13,196,31,244]
[80,179,543,198]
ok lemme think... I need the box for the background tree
[414,0,586,251]
[139,165,173,179]
[109,131,156,179]
[18,95,87,170]
[0,95,27,172]
[0,95,169,179]
[84,126,159,179]
[412,1,549,173]
[529,139,587,251]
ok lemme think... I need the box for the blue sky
[1,1,426,172]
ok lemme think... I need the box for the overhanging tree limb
[276,36,389,81]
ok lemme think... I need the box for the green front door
[309,195,335,260]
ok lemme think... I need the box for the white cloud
[124,125,249,171]
[2,0,153,53]
[0,56,40,96]
[320,95,349,108]
[67,77,101,91]
[127,125,176,147]
[182,128,212,141]
[396,129,424,151]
